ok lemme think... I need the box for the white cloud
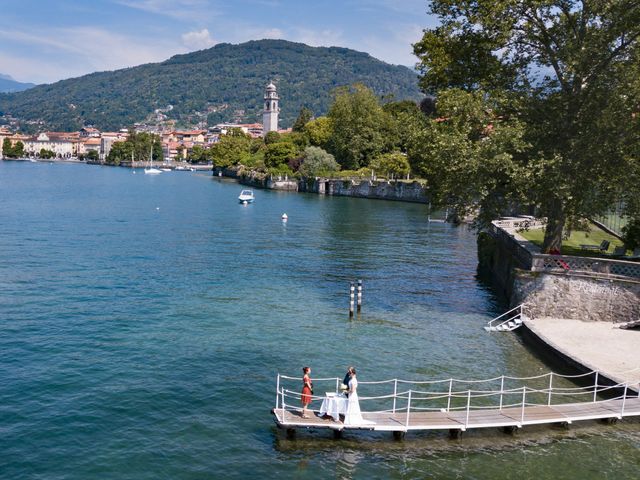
[115,0,215,20]
[253,28,284,39]
[358,23,424,66]
[0,27,184,84]
[182,28,217,50]
[290,28,344,48]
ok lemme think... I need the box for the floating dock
[272,371,640,438]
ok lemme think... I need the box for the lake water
[1,161,638,479]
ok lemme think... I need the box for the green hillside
[0,40,421,132]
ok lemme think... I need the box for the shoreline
[217,166,432,205]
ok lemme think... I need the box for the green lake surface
[0,161,638,479]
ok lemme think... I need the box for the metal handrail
[277,368,640,390]
[275,371,639,420]
[486,304,525,330]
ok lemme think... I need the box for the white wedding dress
[343,377,374,426]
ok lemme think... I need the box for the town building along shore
[0,83,289,163]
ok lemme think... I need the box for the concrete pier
[522,318,640,393]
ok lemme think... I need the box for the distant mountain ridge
[0,74,35,93]
[0,40,421,131]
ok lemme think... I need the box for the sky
[0,0,439,85]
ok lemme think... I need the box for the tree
[84,150,99,161]
[210,130,253,168]
[264,142,299,168]
[413,1,640,251]
[13,141,24,158]
[327,84,395,169]
[39,148,55,159]
[622,219,640,250]
[292,107,313,132]
[408,89,528,224]
[105,132,161,165]
[370,152,411,179]
[382,100,426,154]
[106,141,131,165]
[2,138,13,158]
[263,131,281,144]
[303,116,333,149]
[188,145,209,164]
[298,146,340,177]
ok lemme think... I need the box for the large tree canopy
[413,0,640,251]
[326,84,395,169]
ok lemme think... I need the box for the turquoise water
[0,161,638,479]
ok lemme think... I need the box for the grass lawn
[518,224,626,257]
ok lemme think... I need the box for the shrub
[298,146,339,177]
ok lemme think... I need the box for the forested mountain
[0,74,35,93]
[0,40,421,131]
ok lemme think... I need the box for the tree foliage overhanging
[412,0,640,251]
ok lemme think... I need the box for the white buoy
[281,213,288,220]
[156,207,160,210]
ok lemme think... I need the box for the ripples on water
[0,162,638,479]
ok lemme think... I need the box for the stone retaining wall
[300,177,428,203]
[514,271,640,323]
[479,224,640,323]
[217,167,429,202]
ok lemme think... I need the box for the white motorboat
[238,189,255,204]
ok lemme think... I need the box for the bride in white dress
[343,368,374,426]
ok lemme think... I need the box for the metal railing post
[281,388,286,414]
[392,379,398,413]
[621,384,628,416]
[520,387,526,423]
[447,379,453,412]
[276,374,280,410]
[547,373,553,406]
[405,390,412,427]
[499,376,504,410]
[593,371,599,403]
[465,390,471,427]
[336,377,339,392]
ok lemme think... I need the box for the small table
[319,392,347,421]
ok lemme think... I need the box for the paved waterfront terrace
[524,319,640,387]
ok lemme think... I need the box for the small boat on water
[238,189,255,204]
[144,144,162,175]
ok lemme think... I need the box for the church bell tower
[262,82,279,135]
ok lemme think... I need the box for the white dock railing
[275,368,640,429]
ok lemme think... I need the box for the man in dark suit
[343,367,354,398]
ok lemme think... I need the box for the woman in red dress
[301,366,313,418]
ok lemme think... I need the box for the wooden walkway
[273,372,640,436]
[273,397,640,433]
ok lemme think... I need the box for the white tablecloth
[319,393,347,421]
